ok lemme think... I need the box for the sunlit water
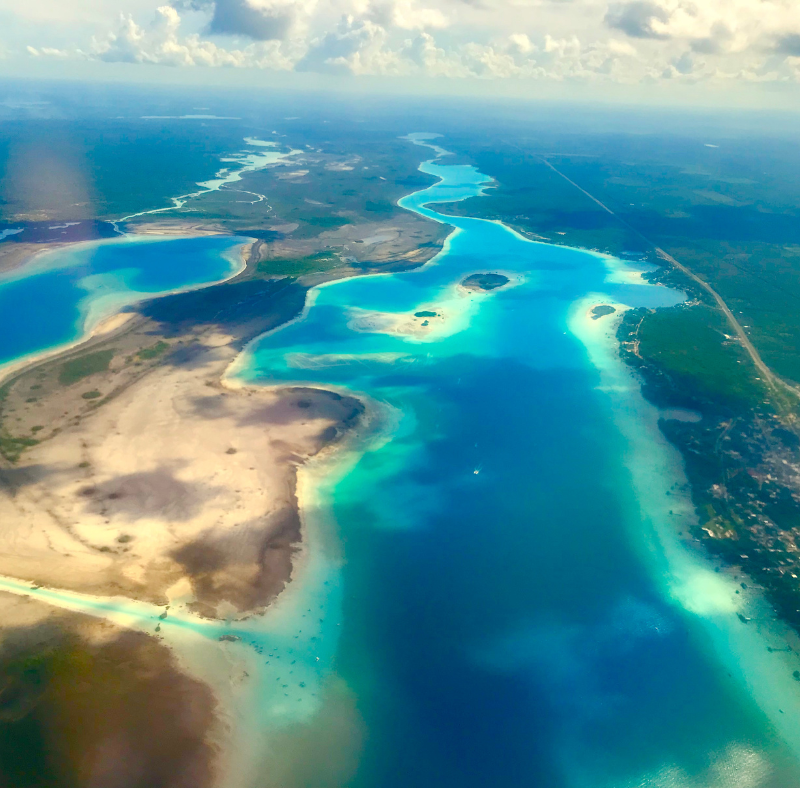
[0,234,246,372]
[3,135,800,787]
[234,135,800,787]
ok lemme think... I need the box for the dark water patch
[0,221,118,245]
[139,279,307,344]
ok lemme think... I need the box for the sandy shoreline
[571,285,800,761]
[0,235,252,388]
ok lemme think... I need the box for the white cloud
[88,5,295,67]
[508,33,535,54]
[12,0,800,85]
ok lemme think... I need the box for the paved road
[538,155,791,398]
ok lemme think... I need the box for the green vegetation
[462,273,510,291]
[58,351,114,385]
[0,432,39,462]
[136,341,169,360]
[81,390,102,400]
[125,131,437,241]
[445,134,800,393]
[256,251,341,278]
[636,304,769,408]
[591,305,617,319]
[437,152,643,258]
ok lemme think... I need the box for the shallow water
[0,234,245,371]
[234,137,800,787]
[3,137,800,787]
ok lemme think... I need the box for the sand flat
[0,336,362,617]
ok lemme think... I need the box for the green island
[461,272,510,291]
[591,305,617,320]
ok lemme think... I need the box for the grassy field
[635,304,770,409]
[58,351,114,385]
[256,251,343,278]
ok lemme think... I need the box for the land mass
[0,133,451,785]
[461,272,509,291]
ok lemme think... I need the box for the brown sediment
[0,613,218,788]
[0,221,430,617]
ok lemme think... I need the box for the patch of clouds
[359,0,449,31]
[87,5,295,67]
[296,16,400,74]
[776,33,800,57]
[508,33,534,54]
[605,1,670,39]
[208,0,296,40]
[174,0,313,41]
[17,0,800,85]
[26,45,70,57]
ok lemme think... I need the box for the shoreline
[0,235,253,389]
[5,135,790,785]
[570,287,800,760]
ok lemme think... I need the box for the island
[591,305,617,319]
[461,272,510,291]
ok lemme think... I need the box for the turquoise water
[3,138,800,787]
[0,234,245,370]
[233,139,800,786]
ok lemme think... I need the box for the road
[537,156,790,398]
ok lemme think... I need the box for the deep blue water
[237,146,800,787]
[2,140,800,788]
[0,234,243,369]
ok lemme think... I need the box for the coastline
[0,235,253,388]
[570,288,800,760]
[4,133,799,787]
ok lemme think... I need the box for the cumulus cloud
[18,0,800,85]
[296,16,398,74]
[89,5,294,67]
[776,33,800,57]
[361,0,449,30]
[508,33,534,54]
[173,0,310,41]
[605,1,670,39]
[208,0,295,40]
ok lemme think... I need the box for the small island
[591,305,617,320]
[461,273,510,292]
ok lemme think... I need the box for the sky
[2,0,800,105]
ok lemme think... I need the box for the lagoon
[2,137,800,788]
[0,234,246,372]
[235,137,800,787]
